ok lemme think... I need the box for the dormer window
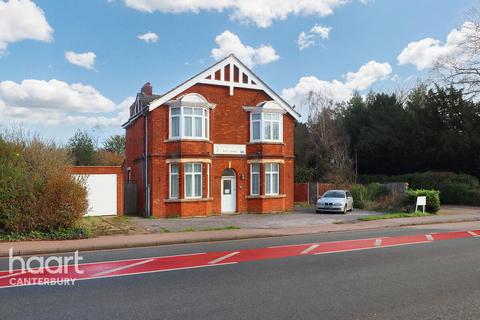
[246,101,284,143]
[168,93,215,140]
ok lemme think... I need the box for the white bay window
[185,163,202,199]
[250,112,282,142]
[265,163,280,195]
[170,107,209,140]
[168,93,214,140]
[250,164,260,196]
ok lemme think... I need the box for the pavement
[134,207,382,232]
[1,221,480,319]
[0,205,479,257]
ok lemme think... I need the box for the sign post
[416,196,427,213]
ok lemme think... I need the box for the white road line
[468,231,479,237]
[267,237,388,249]
[374,239,382,247]
[2,252,207,274]
[426,234,434,241]
[314,241,432,255]
[301,244,320,254]
[0,262,239,289]
[92,258,154,277]
[208,252,240,264]
[0,271,27,280]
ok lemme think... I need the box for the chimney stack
[141,82,153,96]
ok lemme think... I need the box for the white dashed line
[301,244,320,254]
[374,239,382,247]
[92,258,154,277]
[0,271,27,280]
[208,252,240,265]
[468,231,479,237]
[425,234,434,241]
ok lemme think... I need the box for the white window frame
[169,163,179,199]
[207,163,210,198]
[250,112,283,143]
[265,163,280,195]
[184,162,202,199]
[250,163,260,196]
[169,107,209,140]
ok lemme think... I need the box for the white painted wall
[76,174,117,216]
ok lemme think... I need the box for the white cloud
[311,25,331,39]
[298,24,331,50]
[0,79,115,113]
[0,78,134,127]
[65,51,96,70]
[137,31,159,43]
[0,0,53,52]
[397,22,472,70]
[211,30,279,68]
[282,61,392,117]
[345,60,392,90]
[123,0,351,28]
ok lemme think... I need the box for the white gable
[148,55,300,120]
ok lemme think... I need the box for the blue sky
[0,0,477,143]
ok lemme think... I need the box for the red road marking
[1,229,479,288]
[431,231,472,241]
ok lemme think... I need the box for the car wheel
[315,210,321,214]
[343,205,347,214]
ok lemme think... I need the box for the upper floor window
[168,93,214,141]
[170,107,209,140]
[250,112,282,142]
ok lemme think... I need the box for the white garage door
[77,174,117,216]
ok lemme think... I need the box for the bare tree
[306,92,353,184]
[433,9,480,98]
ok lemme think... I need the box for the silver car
[316,190,354,214]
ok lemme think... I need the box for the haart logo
[8,249,84,286]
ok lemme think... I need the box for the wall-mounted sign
[214,144,246,155]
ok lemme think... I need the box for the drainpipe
[144,109,151,217]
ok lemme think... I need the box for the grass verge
[359,211,433,221]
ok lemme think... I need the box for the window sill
[246,194,286,199]
[165,139,212,143]
[164,197,213,203]
[247,141,285,145]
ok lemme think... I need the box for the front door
[221,176,236,213]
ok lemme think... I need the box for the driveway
[134,207,385,232]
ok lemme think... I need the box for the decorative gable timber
[147,54,301,121]
[198,57,260,95]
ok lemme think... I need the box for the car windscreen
[323,191,345,198]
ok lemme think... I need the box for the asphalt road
[1,224,480,320]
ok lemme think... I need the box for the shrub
[359,172,480,206]
[359,172,479,189]
[404,189,441,213]
[0,131,88,233]
[295,166,319,183]
[350,184,367,209]
[465,189,480,206]
[437,183,471,205]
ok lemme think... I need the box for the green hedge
[359,172,479,189]
[404,189,440,213]
[359,172,479,206]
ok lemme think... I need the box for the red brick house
[122,54,300,217]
